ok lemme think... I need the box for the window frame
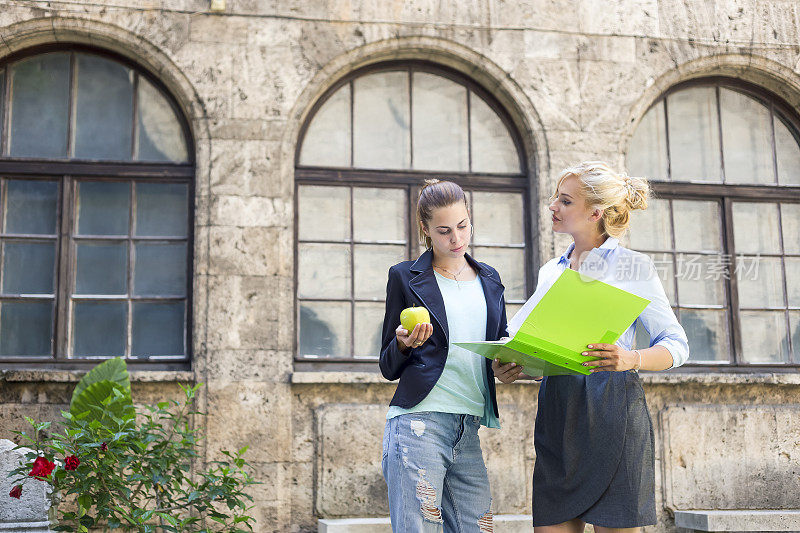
[0,44,194,371]
[634,77,800,372]
[294,61,532,371]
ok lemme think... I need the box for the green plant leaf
[71,358,131,410]
[70,380,133,423]
[77,494,92,510]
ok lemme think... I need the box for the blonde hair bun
[553,161,651,239]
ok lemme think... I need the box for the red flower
[100,442,108,452]
[29,456,55,479]
[64,455,80,471]
[9,485,22,499]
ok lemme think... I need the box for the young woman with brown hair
[379,179,508,533]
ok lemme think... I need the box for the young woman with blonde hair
[495,161,689,533]
[379,179,508,533]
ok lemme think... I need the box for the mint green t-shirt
[387,271,496,426]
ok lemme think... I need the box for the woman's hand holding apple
[396,322,433,353]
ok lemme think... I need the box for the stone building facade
[0,1,799,532]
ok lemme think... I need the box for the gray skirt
[532,370,656,528]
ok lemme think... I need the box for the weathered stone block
[205,382,293,463]
[315,404,387,517]
[205,349,292,382]
[579,0,659,36]
[189,13,248,43]
[660,404,800,510]
[210,195,291,228]
[208,226,291,277]
[481,402,536,513]
[205,274,293,351]
[0,440,54,530]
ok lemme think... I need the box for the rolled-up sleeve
[635,257,690,368]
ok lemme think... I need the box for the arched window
[295,62,531,366]
[627,78,800,369]
[0,46,194,370]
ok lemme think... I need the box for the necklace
[433,261,469,289]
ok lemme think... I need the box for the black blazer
[379,248,509,417]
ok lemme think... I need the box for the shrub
[8,358,257,533]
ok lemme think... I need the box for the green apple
[400,306,431,333]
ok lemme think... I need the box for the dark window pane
[76,181,130,235]
[75,242,128,295]
[9,53,70,158]
[298,301,350,357]
[74,54,133,160]
[137,77,188,163]
[2,241,56,294]
[72,301,126,356]
[0,300,53,356]
[131,301,185,357]
[681,308,729,363]
[135,182,188,237]
[5,180,58,235]
[133,242,187,296]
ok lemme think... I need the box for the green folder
[455,268,650,376]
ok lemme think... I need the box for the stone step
[319,515,533,532]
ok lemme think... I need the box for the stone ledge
[0,370,195,384]
[674,509,800,531]
[292,371,800,385]
[318,515,532,533]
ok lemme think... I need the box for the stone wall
[1,1,800,531]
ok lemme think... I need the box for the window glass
[299,84,351,167]
[775,114,800,185]
[412,72,468,171]
[353,71,410,169]
[628,100,668,180]
[470,92,520,173]
[76,181,131,236]
[132,302,185,357]
[5,180,59,235]
[296,66,528,361]
[667,87,721,181]
[9,53,70,158]
[719,88,774,184]
[0,51,192,365]
[137,77,189,163]
[75,54,133,160]
[0,301,53,356]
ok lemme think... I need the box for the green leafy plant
[8,358,257,532]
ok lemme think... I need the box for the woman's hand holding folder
[492,359,542,383]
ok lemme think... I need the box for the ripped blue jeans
[382,412,493,533]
